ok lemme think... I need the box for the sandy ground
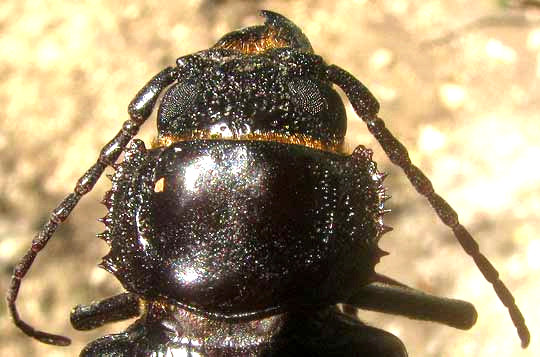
[1,1,539,356]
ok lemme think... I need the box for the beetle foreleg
[349,282,478,330]
[70,292,140,331]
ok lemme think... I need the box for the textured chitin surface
[101,140,386,317]
[157,47,346,147]
[156,10,347,147]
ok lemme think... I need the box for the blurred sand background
[1,1,539,356]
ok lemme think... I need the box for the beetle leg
[327,64,530,348]
[6,67,178,346]
[348,282,478,330]
[70,292,140,331]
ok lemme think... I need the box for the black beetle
[7,10,530,356]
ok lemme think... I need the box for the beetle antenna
[6,67,177,345]
[327,64,530,348]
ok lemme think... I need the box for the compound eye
[157,80,201,126]
[288,79,326,115]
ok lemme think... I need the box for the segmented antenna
[327,64,530,348]
[6,67,177,346]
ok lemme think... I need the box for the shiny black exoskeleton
[7,11,530,356]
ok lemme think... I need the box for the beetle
[6,10,530,356]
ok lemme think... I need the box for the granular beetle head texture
[156,11,347,151]
[5,8,531,357]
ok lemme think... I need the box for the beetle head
[155,11,347,152]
